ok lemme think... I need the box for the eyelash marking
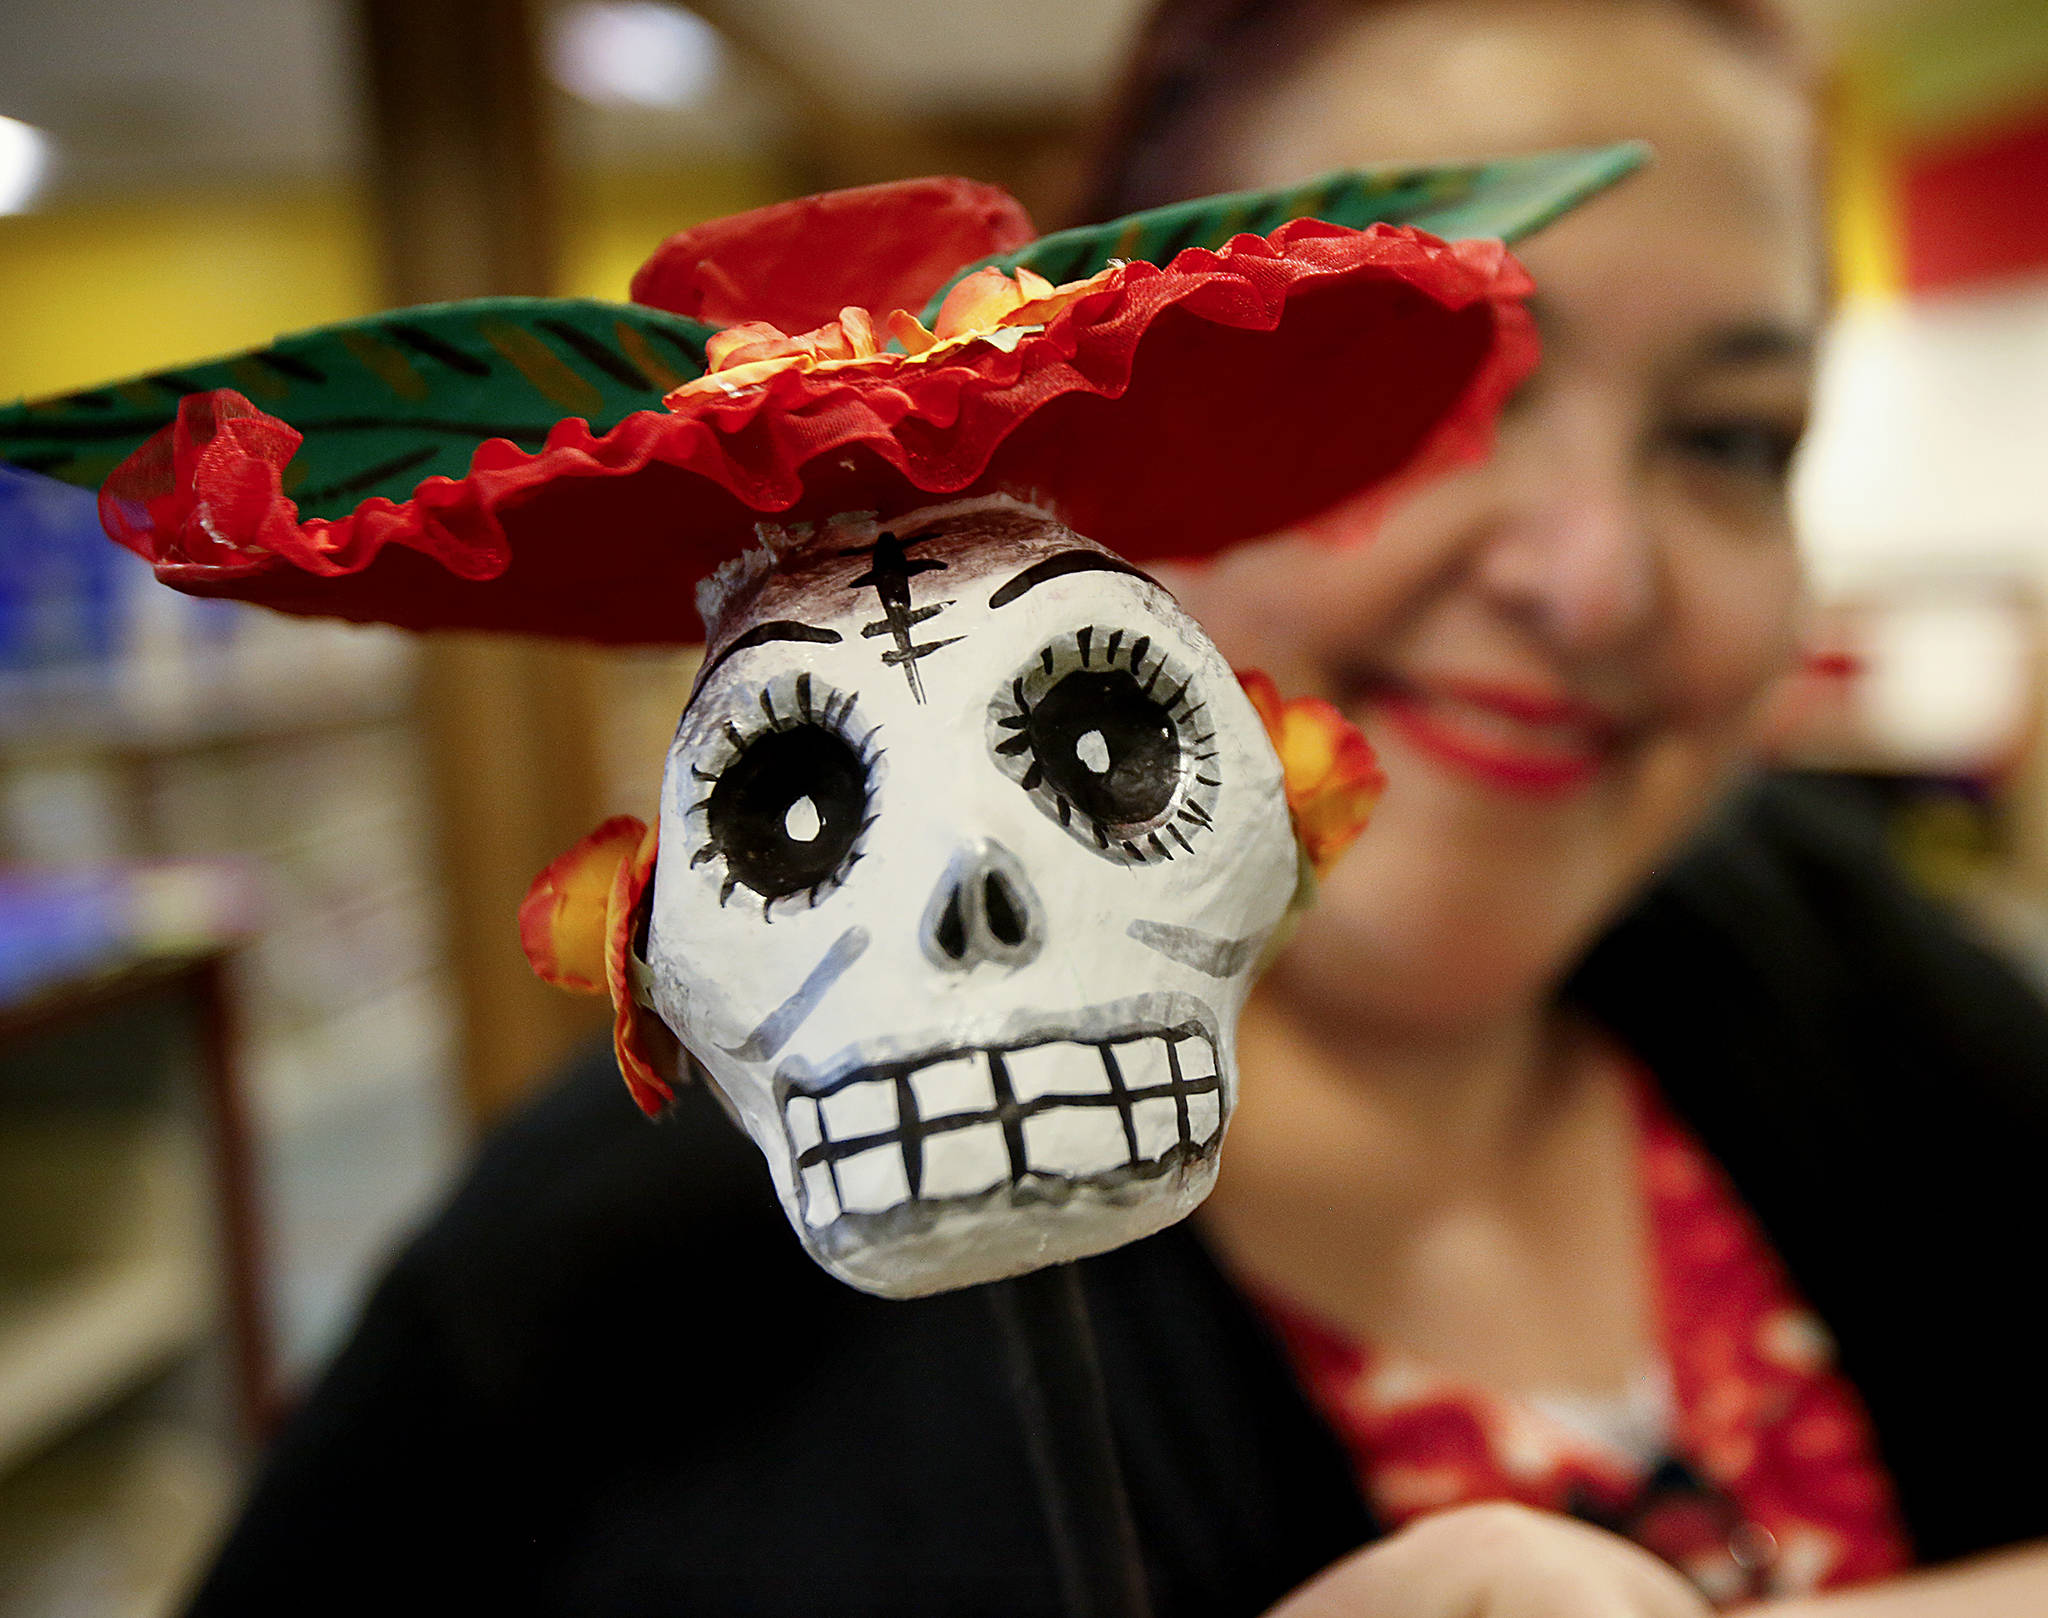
[991,624,1216,865]
[686,674,881,920]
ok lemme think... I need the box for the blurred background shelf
[0,464,467,1390]
[0,641,416,756]
[0,945,260,1618]
[0,1413,234,1618]
[0,1251,210,1481]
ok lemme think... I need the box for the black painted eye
[993,626,1219,864]
[690,674,877,913]
[707,725,869,901]
[1028,670,1178,826]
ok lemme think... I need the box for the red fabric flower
[102,199,1535,644]
[629,175,1037,334]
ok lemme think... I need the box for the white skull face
[646,496,1298,1297]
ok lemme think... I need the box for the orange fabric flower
[993,265,1121,331]
[602,818,675,1116]
[668,264,1125,405]
[1239,669,1384,875]
[928,265,1048,341]
[520,814,675,1115]
[518,815,647,994]
[925,264,1121,342]
[694,307,884,394]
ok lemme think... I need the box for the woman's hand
[1264,1503,1715,1618]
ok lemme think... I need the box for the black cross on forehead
[842,528,960,703]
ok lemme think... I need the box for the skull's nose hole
[934,886,970,961]
[922,843,1042,971]
[984,871,1027,948]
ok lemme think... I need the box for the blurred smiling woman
[180,3,2048,1615]
[1091,0,2048,1614]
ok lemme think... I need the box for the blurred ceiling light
[549,2,726,110]
[0,115,53,216]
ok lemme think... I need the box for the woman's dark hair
[1078,0,1797,224]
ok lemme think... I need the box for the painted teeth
[1131,1095,1181,1159]
[908,1055,994,1117]
[786,1095,822,1153]
[786,1030,1221,1228]
[837,1144,910,1214]
[1005,1042,1111,1102]
[920,1121,1010,1199]
[1021,1108,1128,1175]
[801,1163,838,1227]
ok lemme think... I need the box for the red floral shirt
[1255,1074,1912,1606]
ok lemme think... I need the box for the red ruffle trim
[102,221,1535,644]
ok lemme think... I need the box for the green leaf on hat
[919,142,1651,324]
[0,146,1641,522]
[0,297,713,520]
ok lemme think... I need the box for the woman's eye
[1668,418,1802,484]
[1027,669,1180,826]
[704,721,871,904]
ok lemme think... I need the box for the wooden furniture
[0,948,262,1613]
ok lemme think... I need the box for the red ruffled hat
[0,152,1642,1112]
[89,174,1565,643]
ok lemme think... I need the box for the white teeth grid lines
[783,1027,1222,1226]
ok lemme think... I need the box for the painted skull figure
[50,167,1593,1298]
[645,495,1300,1297]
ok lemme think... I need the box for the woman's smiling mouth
[1368,677,1628,798]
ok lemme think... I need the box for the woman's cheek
[1663,536,1803,739]
[1605,541,1799,878]
[1166,535,1411,698]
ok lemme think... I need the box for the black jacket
[187,778,2048,1616]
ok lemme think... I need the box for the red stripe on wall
[1901,109,2048,295]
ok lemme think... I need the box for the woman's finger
[1261,1504,1716,1618]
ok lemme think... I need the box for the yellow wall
[0,160,785,404]
[1827,0,2048,308]
[1828,64,1905,306]
[557,162,786,308]
[0,186,379,403]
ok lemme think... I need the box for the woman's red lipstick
[1372,678,1620,798]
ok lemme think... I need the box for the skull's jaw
[809,1156,1219,1297]
[774,1002,1228,1298]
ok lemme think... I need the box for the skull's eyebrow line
[719,925,870,1063]
[692,620,843,696]
[987,550,1162,609]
